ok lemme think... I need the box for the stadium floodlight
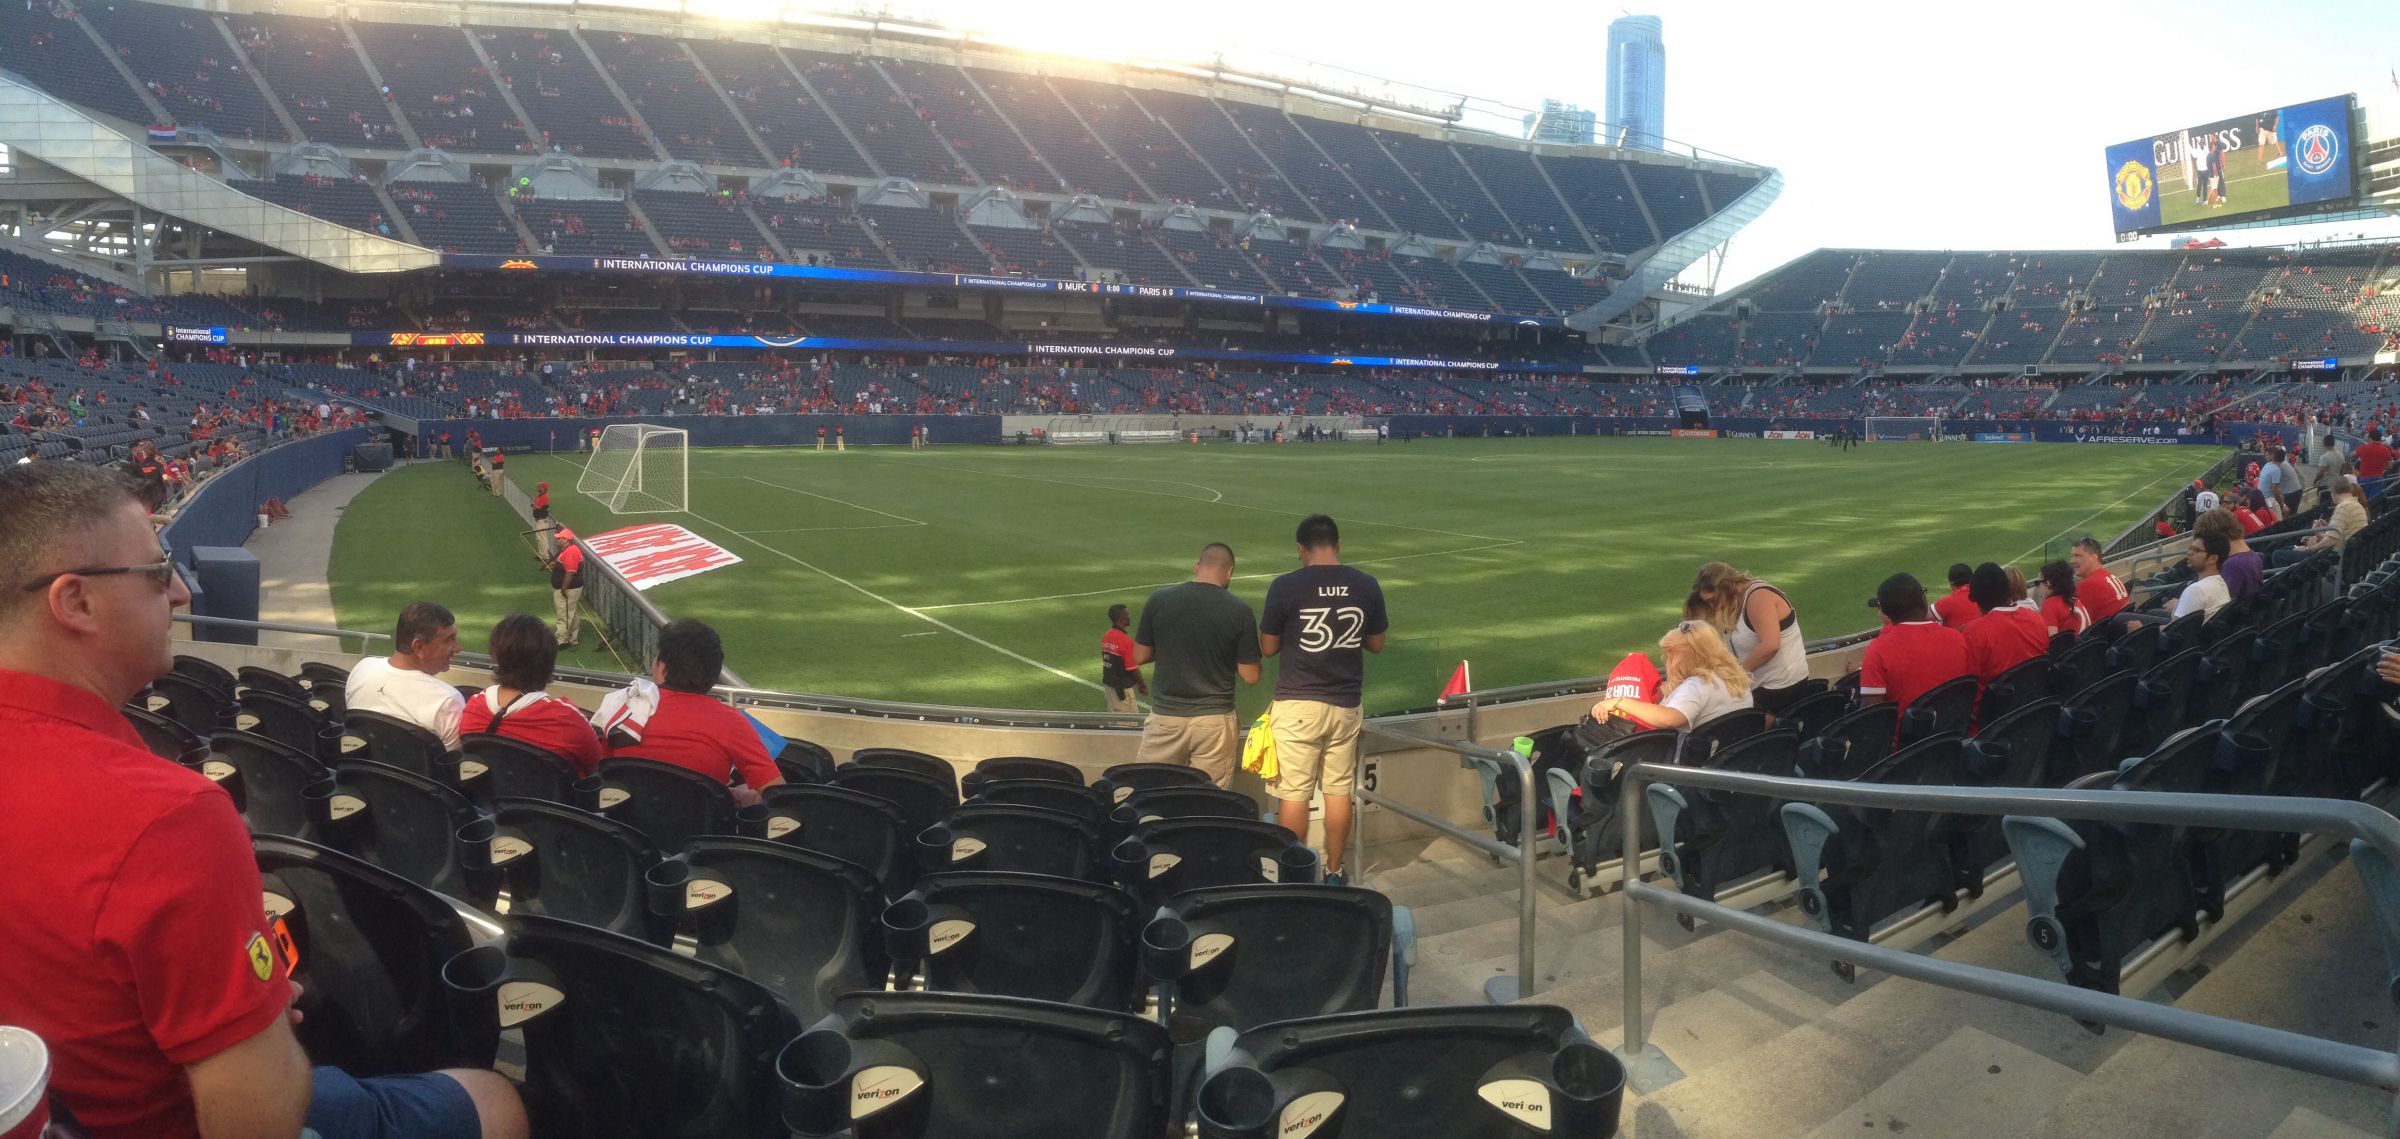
[579,424,689,513]
[1862,416,1945,443]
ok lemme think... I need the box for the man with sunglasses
[0,464,527,1139]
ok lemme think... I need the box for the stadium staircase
[339,22,424,150]
[1360,830,2388,1136]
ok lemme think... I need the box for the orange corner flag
[1437,661,1472,704]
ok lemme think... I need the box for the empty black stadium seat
[2106,621,2162,675]
[829,762,960,844]
[2051,634,2114,696]
[916,802,1102,879]
[2051,670,2141,786]
[460,733,597,809]
[1785,734,1967,964]
[1112,818,1317,905]
[255,836,493,1076]
[746,782,914,897]
[1795,702,1900,781]
[1647,729,1804,909]
[237,688,338,760]
[884,871,1142,1009]
[341,709,451,777]
[2295,645,2394,799]
[968,755,1085,789]
[2157,610,2208,657]
[776,738,838,784]
[322,759,493,903]
[1979,656,2053,723]
[1949,697,2062,890]
[598,756,739,851]
[1112,785,1261,835]
[297,660,351,700]
[1898,676,1978,744]
[778,992,1173,1139]
[172,653,237,692]
[143,670,236,736]
[1775,688,1854,741]
[854,746,959,789]
[650,836,885,1023]
[122,703,210,768]
[473,798,670,943]
[965,776,1107,822]
[1144,885,1394,1033]
[1685,706,1769,759]
[208,729,335,840]
[446,914,799,1139]
[236,664,311,704]
[2191,625,2258,713]
[1093,761,1216,805]
[2246,611,2311,693]
[1195,1005,1621,1139]
[2124,649,2205,758]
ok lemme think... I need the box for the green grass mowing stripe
[349,439,2222,715]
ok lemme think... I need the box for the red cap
[537,481,549,491]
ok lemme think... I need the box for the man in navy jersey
[1259,515,1388,883]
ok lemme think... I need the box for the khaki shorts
[1104,685,1140,714]
[1135,711,1238,787]
[1269,699,1363,802]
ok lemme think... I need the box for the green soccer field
[328,437,2221,716]
[2157,142,2289,227]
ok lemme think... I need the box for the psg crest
[2295,123,2340,177]
[2113,160,2154,211]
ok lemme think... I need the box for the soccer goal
[578,424,688,513]
[1862,416,1944,442]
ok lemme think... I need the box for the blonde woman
[1686,562,1809,714]
[1593,621,1754,731]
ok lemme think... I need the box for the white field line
[912,538,1521,612]
[684,509,1105,693]
[735,474,928,525]
[2003,453,2225,567]
[738,523,923,535]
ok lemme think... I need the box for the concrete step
[2021,847,2389,1138]
[2264,1107,2382,1139]
[1796,1025,2084,1139]
[1592,969,1834,1081]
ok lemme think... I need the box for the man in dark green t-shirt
[1131,542,1261,786]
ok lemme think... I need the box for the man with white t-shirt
[345,602,466,749]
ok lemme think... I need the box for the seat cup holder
[1193,1066,1276,1136]
[1276,845,1320,884]
[644,858,691,925]
[778,1029,921,1135]
[455,817,497,874]
[1140,916,1192,980]
[881,896,933,963]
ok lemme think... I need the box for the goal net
[1862,416,1943,442]
[578,424,688,513]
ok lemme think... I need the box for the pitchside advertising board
[2105,94,2356,237]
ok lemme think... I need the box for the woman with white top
[1592,620,1754,732]
[1687,562,1809,715]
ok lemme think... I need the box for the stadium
[3,0,2400,1135]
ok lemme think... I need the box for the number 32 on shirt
[1297,607,1368,652]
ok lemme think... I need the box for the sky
[770,0,2398,291]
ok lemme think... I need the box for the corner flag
[1437,661,1472,704]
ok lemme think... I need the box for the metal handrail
[1613,762,2400,1106]
[1361,723,1539,1003]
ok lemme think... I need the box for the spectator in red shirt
[459,613,604,776]
[610,618,784,804]
[1860,573,1972,714]
[1101,603,1146,713]
[2038,560,2089,637]
[2357,429,2393,498]
[1961,563,2049,684]
[2071,538,2130,625]
[0,464,525,1139]
[1932,563,1978,629]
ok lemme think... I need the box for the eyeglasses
[19,555,177,594]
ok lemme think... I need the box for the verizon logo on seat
[583,524,743,590]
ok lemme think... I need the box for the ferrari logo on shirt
[246,933,274,982]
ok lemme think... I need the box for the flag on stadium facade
[147,125,178,142]
[1437,660,1471,704]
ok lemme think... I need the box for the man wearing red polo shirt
[604,618,784,804]
[2356,428,2392,498]
[0,464,525,1139]
[2070,538,2129,625]
[1931,563,1979,630]
[1859,573,1971,714]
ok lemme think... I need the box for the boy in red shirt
[1931,563,1978,629]
[1860,573,1972,714]
[1960,563,2048,683]
[1101,603,1146,713]
[458,613,604,775]
[2070,538,2129,624]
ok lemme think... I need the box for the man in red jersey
[1960,563,2048,683]
[1100,603,1146,713]
[1859,573,1971,714]
[1931,563,1978,629]
[604,618,784,804]
[2356,428,2392,498]
[0,463,524,1139]
[2070,538,2129,625]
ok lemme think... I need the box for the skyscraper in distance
[1606,15,1666,151]
[1523,100,1598,146]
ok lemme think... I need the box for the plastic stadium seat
[2123,649,2205,758]
[172,653,237,692]
[2247,611,2311,693]
[853,746,959,789]
[2051,670,2140,786]
[1647,729,1804,906]
[2106,621,2162,675]
[460,733,598,809]
[1796,702,1899,780]
[208,729,334,840]
[2296,645,2393,800]
[1111,786,1262,834]
[2298,600,2351,672]
[916,802,1102,879]
[1093,761,1216,805]
[965,777,1107,823]
[651,836,885,1023]
[2157,610,2208,657]
[2050,635,2115,696]
[1112,818,1318,906]
[598,756,740,851]
[777,992,1173,1139]
[1898,676,1978,744]
[255,836,493,1076]
[122,704,209,768]
[1195,1005,1622,1139]
[883,871,1142,1009]
[967,755,1085,789]
[341,709,451,777]
[1949,697,2063,889]
[1784,734,1967,958]
[746,783,913,897]
[1774,688,1854,742]
[298,661,350,719]
[1684,706,1769,760]
[2190,707,2288,905]
[237,688,338,760]
[2006,721,2225,996]
[776,738,838,784]
[1979,656,2053,723]
[828,763,961,844]
[142,670,236,736]
[473,798,669,943]
[236,664,311,704]
[444,914,800,1139]
[1143,885,1395,1033]
[323,759,493,903]
[2191,626,2258,714]
[1565,728,1682,887]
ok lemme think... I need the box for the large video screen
[2105,94,2354,236]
